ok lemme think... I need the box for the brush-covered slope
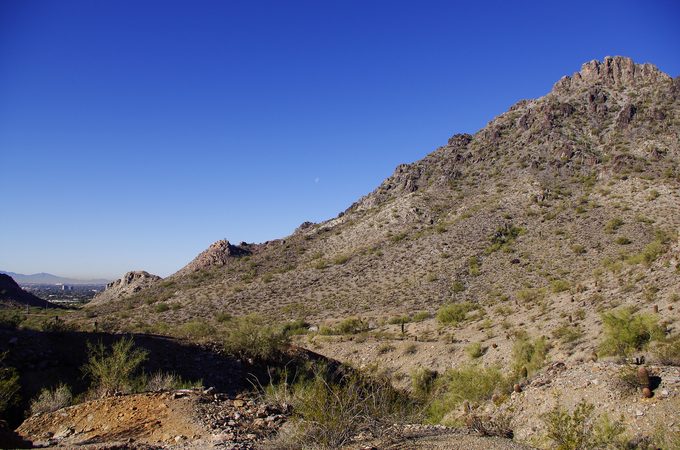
[89,56,680,332]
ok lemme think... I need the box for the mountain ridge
[0,271,110,285]
[86,56,679,334]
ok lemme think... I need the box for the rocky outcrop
[0,274,55,309]
[173,240,252,277]
[87,271,161,306]
[553,56,670,93]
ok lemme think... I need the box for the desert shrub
[542,401,628,450]
[82,337,148,397]
[412,311,431,322]
[468,256,481,276]
[436,302,477,325]
[625,230,674,266]
[451,280,465,293]
[387,315,410,325]
[176,320,216,340]
[552,325,583,345]
[333,317,368,335]
[466,342,485,359]
[216,312,232,323]
[332,254,351,265]
[376,343,395,355]
[428,365,508,424]
[615,236,632,245]
[550,280,571,293]
[411,367,437,399]
[0,353,20,416]
[154,302,169,313]
[282,319,309,336]
[486,224,523,253]
[612,366,640,394]
[222,314,288,360]
[273,369,417,448]
[511,335,549,379]
[29,384,72,415]
[146,371,202,392]
[403,343,418,354]
[604,217,624,233]
[0,311,24,329]
[40,316,76,333]
[652,335,680,365]
[598,307,664,357]
[516,287,546,304]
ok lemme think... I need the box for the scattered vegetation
[0,352,20,416]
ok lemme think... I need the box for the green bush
[511,335,549,379]
[82,337,148,397]
[604,218,624,234]
[334,317,369,335]
[550,280,571,293]
[387,315,410,325]
[29,384,72,415]
[222,314,289,360]
[282,319,310,336]
[436,302,477,325]
[412,311,431,322]
[466,342,485,359]
[154,302,169,313]
[428,365,508,424]
[542,401,628,450]
[598,307,664,357]
[411,366,437,399]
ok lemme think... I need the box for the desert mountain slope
[88,56,679,333]
[0,274,55,309]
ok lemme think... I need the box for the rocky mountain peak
[553,56,670,93]
[173,240,252,276]
[87,271,161,306]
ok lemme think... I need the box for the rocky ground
[16,390,287,449]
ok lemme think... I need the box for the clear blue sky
[1,0,678,279]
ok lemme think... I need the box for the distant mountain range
[0,271,110,285]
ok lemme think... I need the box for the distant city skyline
[1,0,679,278]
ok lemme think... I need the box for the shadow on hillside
[0,327,247,428]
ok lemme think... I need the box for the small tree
[599,307,663,358]
[82,337,148,397]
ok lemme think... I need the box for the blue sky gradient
[1,0,679,278]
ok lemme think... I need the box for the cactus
[513,383,522,393]
[642,387,653,398]
[637,366,650,388]
[653,305,658,313]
